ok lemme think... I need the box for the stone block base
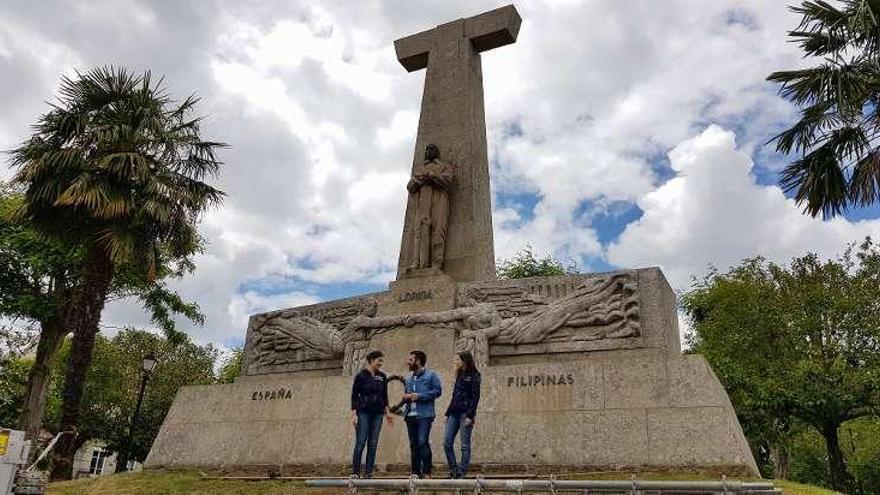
[146,353,758,476]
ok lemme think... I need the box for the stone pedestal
[146,268,760,476]
[145,352,757,475]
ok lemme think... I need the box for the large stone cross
[394,5,521,283]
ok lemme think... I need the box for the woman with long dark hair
[442,351,481,478]
[350,350,393,478]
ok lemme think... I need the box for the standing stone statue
[407,144,454,272]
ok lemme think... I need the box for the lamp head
[142,352,158,373]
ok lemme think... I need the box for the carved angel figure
[454,274,640,362]
[249,297,379,369]
[493,274,639,344]
[251,315,345,366]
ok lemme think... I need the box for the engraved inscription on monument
[398,290,434,303]
[251,387,293,401]
[506,374,574,387]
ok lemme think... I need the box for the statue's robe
[411,159,454,268]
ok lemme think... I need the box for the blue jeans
[352,412,384,477]
[405,416,434,476]
[443,414,473,477]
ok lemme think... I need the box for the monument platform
[146,269,758,476]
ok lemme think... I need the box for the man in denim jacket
[403,350,443,478]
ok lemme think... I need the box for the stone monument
[146,5,759,476]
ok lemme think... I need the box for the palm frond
[849,148,880,205]
[769,1,880,216]
[780,145,848,218]
[789,30,849,56]
[791,1,849,32]
[9,65,226,264]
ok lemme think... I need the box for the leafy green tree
[768,1,880,218]
[496,245,578,279]
[682,258,798,479]
[682,240,880,492]
[1,183,78,439]
[53,329,218,471]
[34,329,217,473]
[9,67,225,479]
[217,348,243,384]
[1,183,205,445]
[790,417,880,494]
[0,356,34,428]
[846,418,880,493]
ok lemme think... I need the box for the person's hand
[351,413,358,429]
[464,417,473,427]
[385,414,394,427]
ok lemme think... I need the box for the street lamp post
[116,352,157,473]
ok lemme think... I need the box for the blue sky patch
[587,201,644,246]
[238,277,385,301]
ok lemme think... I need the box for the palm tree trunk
[821,422,849,493]
[49,246,113,481]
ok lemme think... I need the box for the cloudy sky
[3,0,880,349]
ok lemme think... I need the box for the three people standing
[349,349,482,479]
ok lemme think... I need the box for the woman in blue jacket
[443,351,481,479]
[350,350,393,478]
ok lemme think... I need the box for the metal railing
[306,475,781,494]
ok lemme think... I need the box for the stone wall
[146,353,757,475]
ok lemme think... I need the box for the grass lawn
[46,470,839,495]
[47,471,317,495]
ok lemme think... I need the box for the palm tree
[768,0,880,219]
[10,66,225,479]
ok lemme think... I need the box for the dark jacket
[351,369,389,415]
[445,371,481,420]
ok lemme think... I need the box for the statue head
[425,144,440,161]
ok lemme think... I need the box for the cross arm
[394,5,521,72]
[394,29,433,72]
[465,4,521,53]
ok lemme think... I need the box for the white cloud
[607,126,880,289]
